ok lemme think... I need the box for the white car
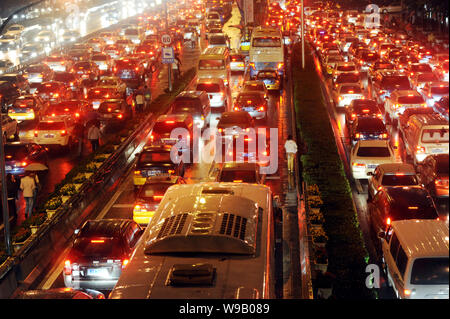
[33,119,75,149]
[351,140,397,180]
[332,62,358,81]
[0,59,14,74]
[367,163,419,199]
[419,81,449,106]
[5,24,25,37]
[384,90,427,124]
[97,76,127,95]
[333,83,364,108]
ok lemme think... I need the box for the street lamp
[0,0,46,256]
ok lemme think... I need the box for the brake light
[234,106,239,111]
[64,260,72,275]
[277,62,284,70]
[381,133,388,138]
[75,113,80,118]
[352,162,365,167]
[134,170,141,175]
[122,259,129,268]
[34,130,38,137]
[258,106,265,112]
[91,239,105,243]
[153,195,163,201]
[165,120,175,124]
[218,128,223,133]
[386,217,391,225]
[355,133,360,138]
[416,146,425,153]
[351,113,356,119]
[117,113,123,119]
[19,161,27,167]
[404,289,412,297]
[61,130,67,136]
[377,113,382,119]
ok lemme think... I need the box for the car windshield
[381,174,418,186]
[219,114,250,126]
[13,98,35,107]
[139,151,172,163]
[198,59,224,70]
[340,85,362,94]
[98,102,121,112]
[421,128,449,143]
[431,86,449,95]
[252,37,282,47]
[37,121,65,130]
[357,146,391,157]
[337,66,356,72]
[152,121,187,135]
[54,72,76,82]
[357,118,386,131]
[196,83,221,92]
[417,73,438,82]
[220,170,257,183]
[209,36,227,45]
[412,64,432,73]
[410,258,449,285]
[381,76,411,90]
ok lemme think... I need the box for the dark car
[345,99,382,126]
[0,80,20,112]
[72,61,100,81]
[113,57,145,88]
[133,176,185,226]
[217,111,255,138]
[5,142,48,176]
[355,50,380,71]
[233,91,268,121]
[368,186,440,234]
[351,117,388,144]
[23,63,53,83]
[372,71,411,105]
[63,219,144,291]
[66,49,92,63]
[416,154,449,199]
[16,288,105,299]
[133,144,185,189]
[53,71,83,93]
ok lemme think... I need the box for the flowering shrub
[44,197,62,210]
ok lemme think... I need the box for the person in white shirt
[284,135,298,174]
[87,123,102,152]
[20,173,36,218]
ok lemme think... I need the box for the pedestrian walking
[20,172,37,219]
[173,53,182,81]
[73,121,85,157]
[30,172,40,213]
[6,174,19,223]
[87,122,101,152]
[284,135,298,174]
[143,85,152,110]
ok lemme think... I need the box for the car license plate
[367,164,377,169]
[432,148,443,154]
[87,268,108,276]
[147,170,161,176]
[104,114,112,118]
[44,134,55,138]
[162,139,177,145]
[93,101,100,108]
[244,107,254,112]
[5,166,12,171]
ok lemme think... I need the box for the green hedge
[291,43,373,299]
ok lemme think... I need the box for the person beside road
[143,85,152,110]
[172,53,182,81]
[87,122,102,152]
[135,88,145,113]
[73,121,85,157]
[20,172,37,219]
[6,173,20,224]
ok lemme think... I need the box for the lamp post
[164,0,172,92]
[0,0,46,256]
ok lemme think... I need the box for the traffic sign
[161,34,172,45]
[162,47,174,64]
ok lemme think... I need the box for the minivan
[169,91,211,129]
[197,46,231,87]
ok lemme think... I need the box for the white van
[197,46,231,86]
[249,27,284,78]
[401,113,449,164]
[379,219,449,299]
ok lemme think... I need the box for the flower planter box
[30,225,39,234]
[74,184,83,191]
[312,240,326,248]
[12,241,27,253]
[61,196,70,203]
[314,261,328,274]
[84,172,93,179]
[93,162,103,168]
[46,209,57,219]
[317,288,333,299]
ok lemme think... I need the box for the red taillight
[19,161,27,167]
[91,239,104,243]
[122,259,129,269]
[64,260,72,275]
[258,106,265,112]
[75,113,80,118]
[416,146,425,153]
[218,128,223,133]
[117,113,123,119]
[351,113,356,119]
[34,130,38,137]
[61,130,67,136]
[355,133,360,138]
[153,195,163,201]
[386,217,391,225]
[234,106,239,111]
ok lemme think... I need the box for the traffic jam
[0,0,448,301]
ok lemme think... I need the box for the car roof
[356,139,390,147]
[391,219,449,258]
[392,90,420,96]
[156,113,193,122]
[222,162,259,170]
[196,78,224,84]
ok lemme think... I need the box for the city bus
[109,182,276,299]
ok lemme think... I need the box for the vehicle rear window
[436,157,449,175]
[357,118,386,131]
[209,35,227,45]
[336,74,360,83]
[397,95,425,104]
[220,170,257,183]
[74,62,92,69]
[139,151,172,163]
[92,55,108,61]
[219,114,251,126]
[442,61,449,71]
[381,174,418,186]
[257,71,277,79]
[244,84,264,91]
[417,73,439,82]
[361,52,379,60]
[45,56,64,62]
[13,99,35,107]
[421,128,449,143]
[124,29,139,36]
[115,60,137,69]
[340,86,362,94]
[25,66,45,73]
[357,146,391,157]
[87,88,114,98]
[198,59,224,70]
[172,98,203,113]
[196,83,221,92]
[37,121,65,130]
[410,258,449,285]
[431,86,449,95]
[231,55,244,62]
[236,94,264,104]
[37,83,60,93]
[99,102,121,112]
[73,237,125,258]
[153,121,188,135]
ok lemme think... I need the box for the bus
[248,27,284,79]
[109,182,277,299]
[197,46,231,86]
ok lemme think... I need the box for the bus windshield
[252,37,281,47]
